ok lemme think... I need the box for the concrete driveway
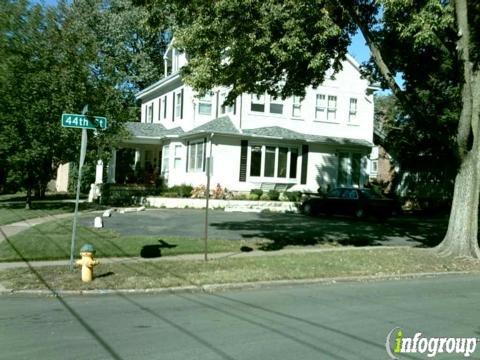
[80,209,447,249]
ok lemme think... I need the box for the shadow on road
[211,213,448,250]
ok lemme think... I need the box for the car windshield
[360,189,384,199]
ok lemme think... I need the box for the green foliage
[0,0,168,202]
[166,0,356,102]
[250,189,263,197]
[68,162,96,195]
[267,190,280,201]
[260,193,270,201]
[247,193,259,201]
[100,183,156,206]
[164,184,193,198]
[284,191,302,203]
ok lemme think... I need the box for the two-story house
[107,41,375,193]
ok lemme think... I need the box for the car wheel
[303,203,313,216]
[355,208,365,219]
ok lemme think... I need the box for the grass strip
[0,203,103,226]
[1,248,479,291]
[0,218,253,261]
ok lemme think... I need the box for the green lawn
[0,202,103,226]
[1,248,479,291]
[0,218,254,261]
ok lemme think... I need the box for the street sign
[61,113,107,130]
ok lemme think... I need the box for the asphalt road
[1,275,479,360]
[81,209,448,248]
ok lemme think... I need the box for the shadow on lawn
[210,213,449,251]
[0,201,102,212]
[140,240,177,258]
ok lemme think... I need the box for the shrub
[100,184,149,206]
[284,191,302,202]
[250,188,263,197]
[167,184,193,198]
[233,194,247,200]
[260,193,270,201]
[267,190,280,201]
[248,193,259,200]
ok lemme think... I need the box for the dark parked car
[300,187,401,219]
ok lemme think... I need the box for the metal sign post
[69,128,87,270]
[62,105,108,270]
[203,133,214,262]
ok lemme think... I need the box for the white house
[106,41,376,194]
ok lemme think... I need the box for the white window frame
[174,144,182,169]
[198,93,212,115]
[161,144,170,175]
[315,94,326,121]
[327,95,337,121]
[175,92,182,118]
[188,139,205,172]
[269,96,283,115]
[251,94,265,112]
[248,144,299,181]
[349,98,358,123]
[292,96,301,118]
[219,92,233,114]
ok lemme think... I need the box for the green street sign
[61,114,107,130]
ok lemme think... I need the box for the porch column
[95,159,104,184]
[134,149,141,168]
[107,149,116,183]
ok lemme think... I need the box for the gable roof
[182,116,241,137]
[125,122,184,138]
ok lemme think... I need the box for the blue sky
[348,31,370,64]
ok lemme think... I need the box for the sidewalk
[0,213,74,244]
[0,245,407,270]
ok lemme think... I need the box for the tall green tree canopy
[146,0,480,258]
[0,0,168,205]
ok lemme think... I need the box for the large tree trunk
[435,0,480,258]
[435,151,480,258]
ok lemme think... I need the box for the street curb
[0,271,476,297]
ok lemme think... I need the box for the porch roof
[182,116,241,137]
[243,126,373,147]
[125,122,184,138]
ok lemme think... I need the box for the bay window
[249,144,298,179]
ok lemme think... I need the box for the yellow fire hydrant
[76,244,99,282]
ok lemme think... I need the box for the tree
[146,0,480,257]
[0,0,167,208]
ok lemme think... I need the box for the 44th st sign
[61,113,107,130]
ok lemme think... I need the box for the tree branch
[454,0,473,157]
[341,0,406,105]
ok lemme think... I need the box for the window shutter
[301,145,309,185]
[185,141,190,172]
[233,98,237,115]
[215,91,219,118]
[203,138,207,171]
[239,140,248,182]
[172,91,175,122]
[180,88,184,119]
